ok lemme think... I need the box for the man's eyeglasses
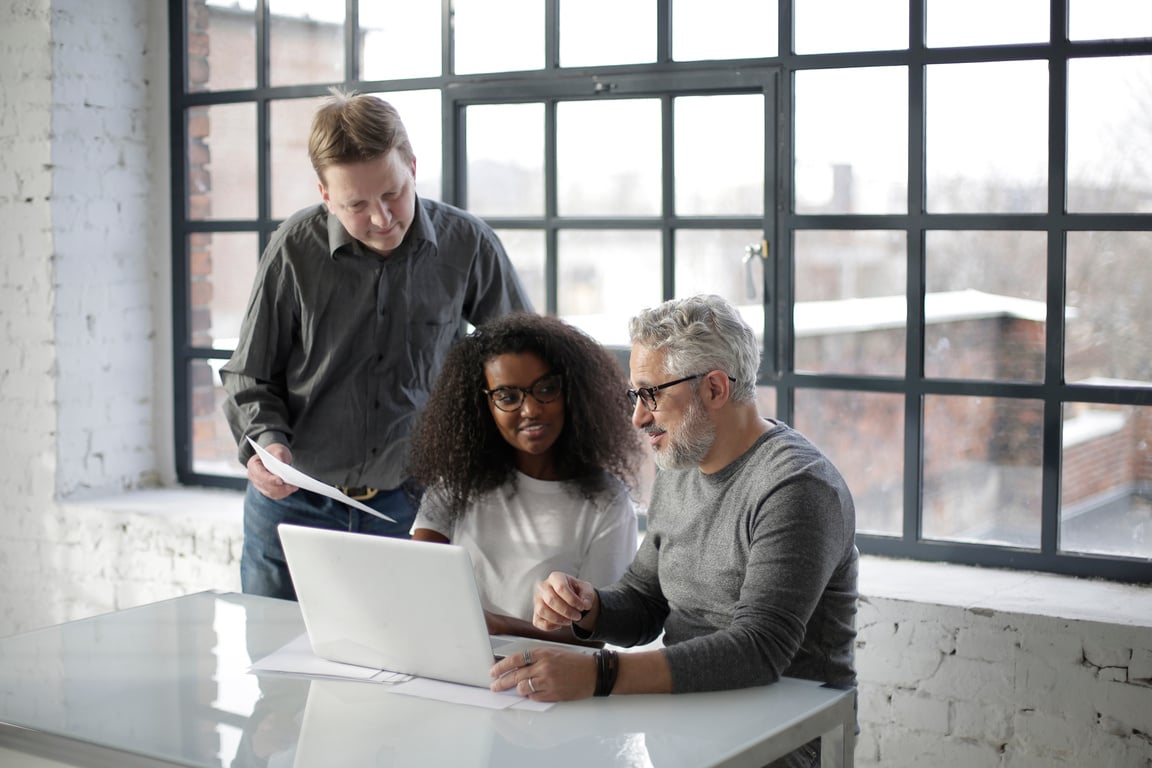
[483,373,564,413]
[627,372,734,412]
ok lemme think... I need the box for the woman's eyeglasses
[483,373,564,413]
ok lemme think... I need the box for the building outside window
[171,0,1152,583]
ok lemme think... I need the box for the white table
[0,591,855,767]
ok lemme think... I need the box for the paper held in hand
[246,437,396,522]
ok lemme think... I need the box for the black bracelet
[593,649,619,697]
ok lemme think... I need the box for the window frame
[170,0,1152,584]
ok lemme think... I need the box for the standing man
[491,294,857,768]
[221,89,533,600]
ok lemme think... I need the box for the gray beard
[653,394,715,471]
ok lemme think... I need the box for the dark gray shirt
[588,421,858,693]
[220,197,533,489]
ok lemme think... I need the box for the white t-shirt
[414,471,638,621]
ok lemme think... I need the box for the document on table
[250,632,411,683]
[246,437,395,522]
[252,633,552,711]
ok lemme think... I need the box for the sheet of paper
[387,677,553,711]
[250,633,412,683]
[246,437,395,522]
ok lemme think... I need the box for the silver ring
[527,677,537,694]
[522,649,533,666]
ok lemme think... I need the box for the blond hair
[307,87,414,181]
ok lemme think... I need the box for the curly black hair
[407,312,642,520]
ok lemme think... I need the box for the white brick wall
[51,0,158,497]
[0,2,1149,766]
[856,578,1152,767]
[1,0,58,526]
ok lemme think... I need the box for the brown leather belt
[336,486,379,501]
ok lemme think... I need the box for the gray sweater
[591,420,858,693]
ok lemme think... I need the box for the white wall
[0,0,238,633]
[855,561,1152,767]
[0,2,1148,765]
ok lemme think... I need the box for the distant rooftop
[570,289,1053,347]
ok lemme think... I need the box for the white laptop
[278,523,590,688]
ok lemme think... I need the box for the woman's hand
[489,647,597,702]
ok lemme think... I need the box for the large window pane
[361,1,440,80]
[1061,403,1152,559]
[675,95,763,216]
[495,229,546,312]
[1067,56,1152,213]
[454,0,543,74]
[187,104,256,220]
[924,231,1047,382]
[794,0,907,54]
[188,233,259,350]
[268,1,343,87]
[922,395,1044,548]
[672,0,777,60]
[557,230,661,345]
[192,1,255,92]
[378,90,443,203]
[795,389,904,537]
[466,104,545,217]
[794,67,907,214]
[1070,0,1152,41]
[560,0,656,67]
[675,230,766,337]
[926,61,1048,213]
[926,0,1048,48]
[191,359,246,479]
[270,97,325,220]
[794,230,907,377]
[557,100,661,216]
[1066,231,1152,386]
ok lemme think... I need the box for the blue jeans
[240,482,419,600]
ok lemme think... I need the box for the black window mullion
[1042,0,1071,556]
[661,94,675,301]
[905,0,927,544]
[545,99,559,315]
[345,0,357,81]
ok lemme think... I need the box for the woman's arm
[411,528,450,544]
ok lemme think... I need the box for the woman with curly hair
[407,311,643,644]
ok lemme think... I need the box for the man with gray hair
[491,294,858,768]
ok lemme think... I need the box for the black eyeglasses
[483,372,564,413]
[627,372,737,411]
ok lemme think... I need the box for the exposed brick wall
[856,595,1152,767]
[0,0,182,635]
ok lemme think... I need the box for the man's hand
[533,572,596,632]
[246,443,298,499]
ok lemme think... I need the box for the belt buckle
[339,486,379,502]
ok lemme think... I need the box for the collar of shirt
[325,195,439,262]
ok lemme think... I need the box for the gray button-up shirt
[221,197,533,489]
